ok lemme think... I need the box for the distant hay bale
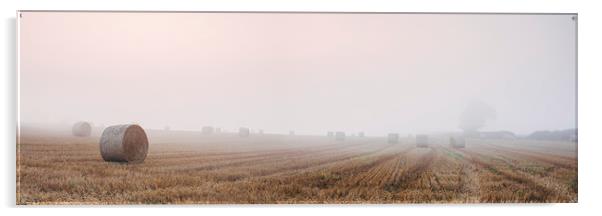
[202,126,214,135]
[335,131,345,141]
[388,133,399,144]
[416,134,429,148]
[72,121,92,137]
[358,132,365,138]
[450,136,466,148]
[239,127,250,137]
[99,124,149,163]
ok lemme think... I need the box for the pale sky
[19,12,577,135]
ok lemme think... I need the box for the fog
[18,12,577,136]
[459,100,497,133]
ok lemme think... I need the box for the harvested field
[16,128,577,204]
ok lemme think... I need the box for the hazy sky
[19,12,577,135]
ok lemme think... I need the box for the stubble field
[16,128,577,204]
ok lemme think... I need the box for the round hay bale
[202,126,214,135]
[450,136,466,148]
[416,134,429,148]
[239,127,250,137]
[335,131,345,141]
[72,121,92,137]
[99,124,149,163]
[388,133,399,144]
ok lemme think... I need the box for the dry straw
[99,124,149,163]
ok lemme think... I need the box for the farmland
[16,128,577,204]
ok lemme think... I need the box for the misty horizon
[18,12,577,136]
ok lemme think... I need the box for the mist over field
[18,13,576,136]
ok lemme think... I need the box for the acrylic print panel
[17,11,577,204]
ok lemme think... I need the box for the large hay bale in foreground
[72,121,92,137]
[450,136,466,148]
[388,133,399,144]
[335,131,345,141]
[239,127,250,137]
[99,124,149,163]
[416,134,429,148]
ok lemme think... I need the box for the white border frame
[3,0,601,216]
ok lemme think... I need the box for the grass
[16,129,577,204]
